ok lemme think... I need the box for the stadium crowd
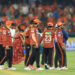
[0,0,75,32]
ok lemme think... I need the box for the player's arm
[6,30,9,50]
[39,32,45,44]
[22,28,29,36]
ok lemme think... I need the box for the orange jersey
[35,27,39,43]
[29,26,36,45]
[24,26,30,44]
[0,27,3,44]
[2,27,12,47]
[55,29,64,46]
[39,29,55,48]
[2,27,7,47]
[6,29,12,46]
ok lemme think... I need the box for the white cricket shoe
[49,67,54,70]
[61,67,68,70]
[1,65,5,69]
[8,67,16,70]
[36,67,44,71]
[24,67,31,71]
[54,67,61,70]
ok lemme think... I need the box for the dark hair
[0,21,4,24]
[17,26,21,31]
[48,26,52,28]
[30,19,34,24]
[20,29,24,32]
[38,28,41,33]
[11,23,16,26]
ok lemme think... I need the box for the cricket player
[39,22,54,69]
[54,21,67,70]
[25,19,44,71]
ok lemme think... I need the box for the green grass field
[0,51,75,75]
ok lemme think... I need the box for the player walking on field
[39,22,54,69]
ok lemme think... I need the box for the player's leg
[54,43,61,70]
[8,47,16,70]
[44,48,49,69]
[40,47,44,66]
[25,43,30,65]
[24,45,36,70]
[35,47,44,70]
[35,48,40,68]
[48,48,54,69]
[0,45,2,61]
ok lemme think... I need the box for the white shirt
[22,6,29,15]
[10,28,15,43]
[13,4,18,10]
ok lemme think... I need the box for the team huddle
[0,19,68,71]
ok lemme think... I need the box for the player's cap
[47,22,53,26]
[6,20,13,25]
[57,22,65,26]
[6,20,13,28]
[34,19,41,24]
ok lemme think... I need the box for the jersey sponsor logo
[58,31,60,34]
[3,30,6,32]
[27,28,29,30]
[31,30,34,32]
[31,28,34,30]
[45,32,51,35]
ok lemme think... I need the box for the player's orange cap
[6,20,13,25]
[34,19,41,23]
[47,22,53,26]
[6,20,13,28]
[57,22,65,26]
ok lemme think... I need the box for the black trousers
[0,46,13,68]
[25,43,31,65]
[44,48,53,67]
[59,50,67,67]
[55,43,66,68]
[41,47,45,65]
[26,45,40,68]
[0,45,5,64]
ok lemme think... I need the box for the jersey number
[45,35,51,41]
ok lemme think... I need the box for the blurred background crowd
[0,0,75,35]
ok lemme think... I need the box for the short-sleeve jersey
[39,29,55,48]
